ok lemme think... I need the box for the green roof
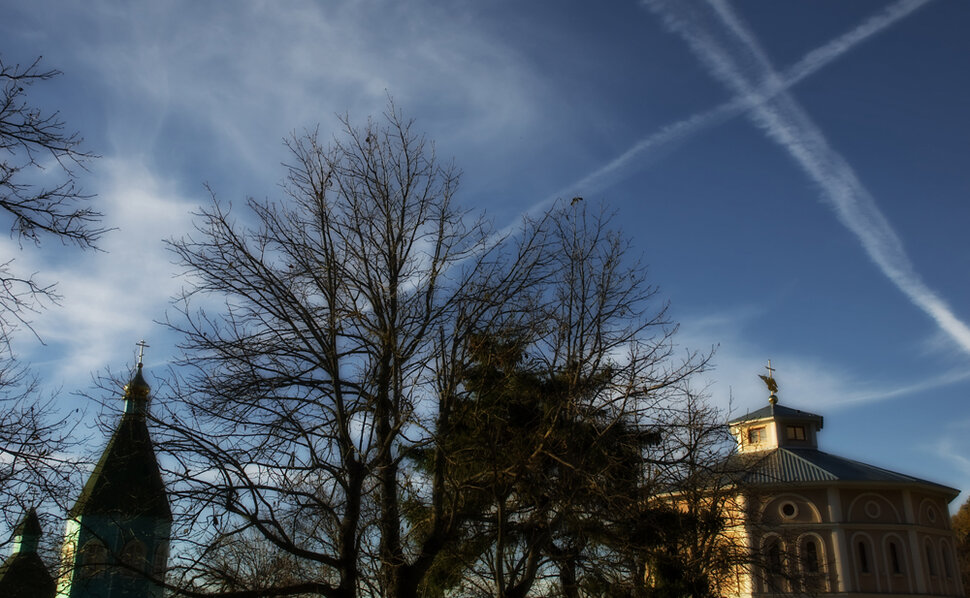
[69,411,171,520]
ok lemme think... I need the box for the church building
[729,371,964,597]
[0,350,171,598]
[0,508,57,598]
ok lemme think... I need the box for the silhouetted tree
[157,106,550,598]
[157,106,725,598]
[0,54,105,348]
[0,52,95,541]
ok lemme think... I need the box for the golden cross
[765,359,775,380]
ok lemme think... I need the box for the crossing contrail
[641,0,970,355]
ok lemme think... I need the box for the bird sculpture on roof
[758,374,778,394]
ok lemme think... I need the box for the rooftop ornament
[758,359,779,405]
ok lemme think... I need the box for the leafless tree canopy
[0,53,97,541]
[0,54,106,349]
[156,107,732,598]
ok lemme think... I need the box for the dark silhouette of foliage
[155,105,731,598]
[952,496,970,595]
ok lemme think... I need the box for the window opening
[120,539,146,576]
[766,538,783,575]
[889,541,902,574]
[804,539,820,574]
[79,540,107,577]
[786,425,806,440]
[858,541,869,573]
[748,427,766,444]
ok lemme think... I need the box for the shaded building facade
[730,396,963,597]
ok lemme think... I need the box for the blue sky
[3,1,970,508]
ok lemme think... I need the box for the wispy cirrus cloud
[67,0,546,181]
[641,0,970,358]
[21,157,196,383]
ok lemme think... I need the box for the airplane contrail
[642,0,970,356]
[538,0,932,208]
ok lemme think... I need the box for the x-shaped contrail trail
[639,0,970,357]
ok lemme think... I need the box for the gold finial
[758,359,779,405]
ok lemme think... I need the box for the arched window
[762,535,788,593]
[120,539,146,576]
[889,541,903,574]
[78,539,107,577]
[152,542,169,580]
[60,540,76,577]
[942,542,954,579]
[926,543,938,577]
[803,539,820,574]
[858,541,870,574]
[799,535,827,593]
[766,538,783,575]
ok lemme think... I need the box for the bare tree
[0,52,99,542]
[0,53,105,347]
[158,106,549,598]
[158,106,732,598]
[0,361,83,562]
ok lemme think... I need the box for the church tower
[0,508,56,598]
[56,351,172,598]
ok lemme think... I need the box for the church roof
[0,510,54,598]
[69,366,171,520]
[0,552,55,598]
[737,447,959,497]
[728,403,823,425]
[69,412,171,519]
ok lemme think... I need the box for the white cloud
[22,157,196,382]
[70,0,545,179]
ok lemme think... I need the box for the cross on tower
[765,359,775,380]
[136,340,150,366]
